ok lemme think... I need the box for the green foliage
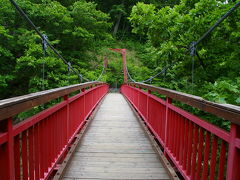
[71,1,111,40]
[129,0,240,129]
[1,0,239,131]
[130,2,156,36]
[89,0,179,38]
[129,0,240,104]
[203,78,240,105]
[0,0,112,99]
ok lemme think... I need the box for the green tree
[129,0,240,105]
[89,0,180,38]
[0,0,112,99]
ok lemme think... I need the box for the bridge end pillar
[226,123,240,180]
[121,49,128,84]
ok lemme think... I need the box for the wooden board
[0,82,105,121]
[127,82,240,125]
[61,93,170,180]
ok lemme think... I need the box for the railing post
[82,88,86,117]
[64,95,69,140]
[147,90,151,122]
[164,97,172,155]
[131,85,134,101]
[7,118,15,180]
[226,123,240,180]
[137,86,140,108]
[91,86,94,106]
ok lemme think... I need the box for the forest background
[0,0,239,127]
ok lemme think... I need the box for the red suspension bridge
[1,80,240,180]
[1,1,240,179]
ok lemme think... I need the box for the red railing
[0,82,108,180]
[121,83,240,180]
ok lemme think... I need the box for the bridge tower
[109,48,128,83]
[104,56,108,69]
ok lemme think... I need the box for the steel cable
[189,2,239,92]
[195,2,240,46]
[141,64,172,83]
[125,65,136,82]
[190,2,240,50]
[95,65,105,82]
[9,0,90,82]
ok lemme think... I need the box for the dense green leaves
[129,0,240,106]
[1,0,239,129]
[0,0,112,99]
[127,0,240,129]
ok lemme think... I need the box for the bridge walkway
[61,93,170,180]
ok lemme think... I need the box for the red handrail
[0,83,109,180]
[121,83,240,180]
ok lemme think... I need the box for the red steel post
[137,86,140,109]
[122,49,128,83]
[7,118,15,180]
[164,97,172,155]
[218,141,227,179]
[226,123,240,180]
[196,128,204,180]
[147,90,151,124]
[121,84,240,179]
[14,135,21,179]
[109,48,128,83]
[64,95,70,140]
[82,88,86,117]
[0,84,108,179]
[104,56,108,69]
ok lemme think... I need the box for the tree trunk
[113,13,122,36]
[121,23,129,41]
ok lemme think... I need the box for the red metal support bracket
[109,48,128,83]
[121,84,240,179]
[7,118,15,180]
[64,95,70,141]
[164,97,172,156]
[226,124,240,179]
[147,90,151,123]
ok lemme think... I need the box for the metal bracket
[42,34,48,52]
[190,41,196,57]
[67,62,71,72]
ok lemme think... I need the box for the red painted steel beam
[0,82,105,122]
[7,118,15,180]
[0,84,109,180]
[236,138,240,149]
[120,84,240,180]
[226,124,240,180]
[0,133,7,145]
[128,82,240,125]
[104,56,108,69]
[109,48,128,83]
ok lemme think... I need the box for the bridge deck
[61,93,170,180]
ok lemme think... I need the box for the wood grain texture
[61,93,170,180]
[0,82,105,121]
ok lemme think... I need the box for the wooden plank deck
[61,93,170,180]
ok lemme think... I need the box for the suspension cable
[9,0,89,82]
[125,65,136,82]
[195,2,240,46]
[142,64,171,83]
[95,65,105,81]
[190,41,196,93]
[188,2,240,92]
[142,3,240,85]
[42,34,48,90]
